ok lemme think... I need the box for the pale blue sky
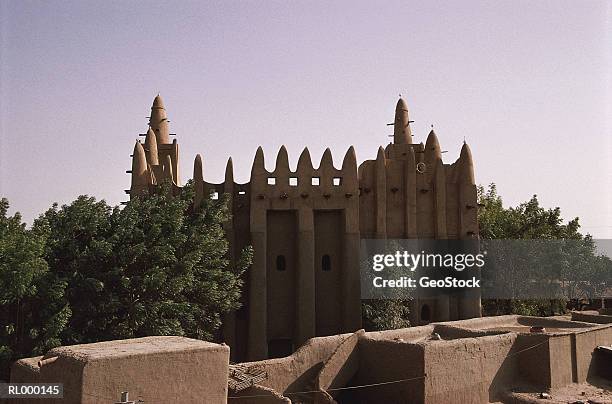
[1,0,610,237]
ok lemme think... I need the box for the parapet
[11,336,229,404]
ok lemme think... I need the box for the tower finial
[130,141,149,197]
[144,127,159,166]
[149,94,170,145]
[393,98,413,145]
[459,142,475,184]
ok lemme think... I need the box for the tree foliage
[478,184,581,240]
[362,300,411,331]
[0,199,70,381]
[0,182,252,379]
[34,181,252,344]
[478,183,611,316]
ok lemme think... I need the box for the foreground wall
[10,337,229,404]
[229,315,612,403]
[9,315,612,404]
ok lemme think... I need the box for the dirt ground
[504,379,612,403]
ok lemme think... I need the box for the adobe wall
[352,337,426,403]
[571,310,612,324]
[422,333,519,404]
[229,385,290,404]
[364,324,435,342]
[547,335,573,388]
[316,330,364,398]
[10,337,229,404]
[440,314,597,331]
[231,333,351,396]
[514,324,612,389]
[241,145,361,360]
[9,357,42,384]
[431,323,507,339]
[573,324,612,383]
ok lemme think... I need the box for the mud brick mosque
[129,95,481,361]
[10,96,612,404]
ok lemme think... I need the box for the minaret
[459,142,475,185]
[144,127,159,166]
[393,98,413,144]
[149,94,170,145]
[424,129,442,173]
[130,141,149,197]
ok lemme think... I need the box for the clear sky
[1,0,610,237]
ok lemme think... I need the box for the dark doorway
[268,339,293,359]
[420,304,431,323]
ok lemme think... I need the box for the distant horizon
[1,0,610,237]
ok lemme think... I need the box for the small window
[311,177,320,186]
[268,177,276,185]
[276,255,286,271]
[289,177,298,186]
[322,254,331,271]
[238,190,246,195]
[420,304,431,323]
[211,191,219,200]
[333,177,342,186]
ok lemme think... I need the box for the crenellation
[193,154,204,208]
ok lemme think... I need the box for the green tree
[477,183,609,316]
[36,181,252,345]
[0,198,70,381]
[362,300,411,331]
[478,183,581,240]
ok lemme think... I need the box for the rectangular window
[311,177,320,186]
[333,177,342,186]
[289,177,298,186]
[268,177,276,185]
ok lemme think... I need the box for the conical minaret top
[149,94,170,145]
[393,98,413,145]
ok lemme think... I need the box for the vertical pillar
[342,231,362,331]
[248,147,268,360]
[222,158,237,359]
[405,148,418,238]
[434,159,447,239]
[296,208,315,345]
[458,143,482,319]
[375,147,387,239]
[248,230,267,360]
[342,146,362,331]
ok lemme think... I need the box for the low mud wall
[423,333,519,404]
[350,338,426,403]
[230,333,350,397]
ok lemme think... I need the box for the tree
[362,300,411,331]
[477,183,610,316]
[477,183,581,240]
[36,181,252,345]
[0,198,70,381]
